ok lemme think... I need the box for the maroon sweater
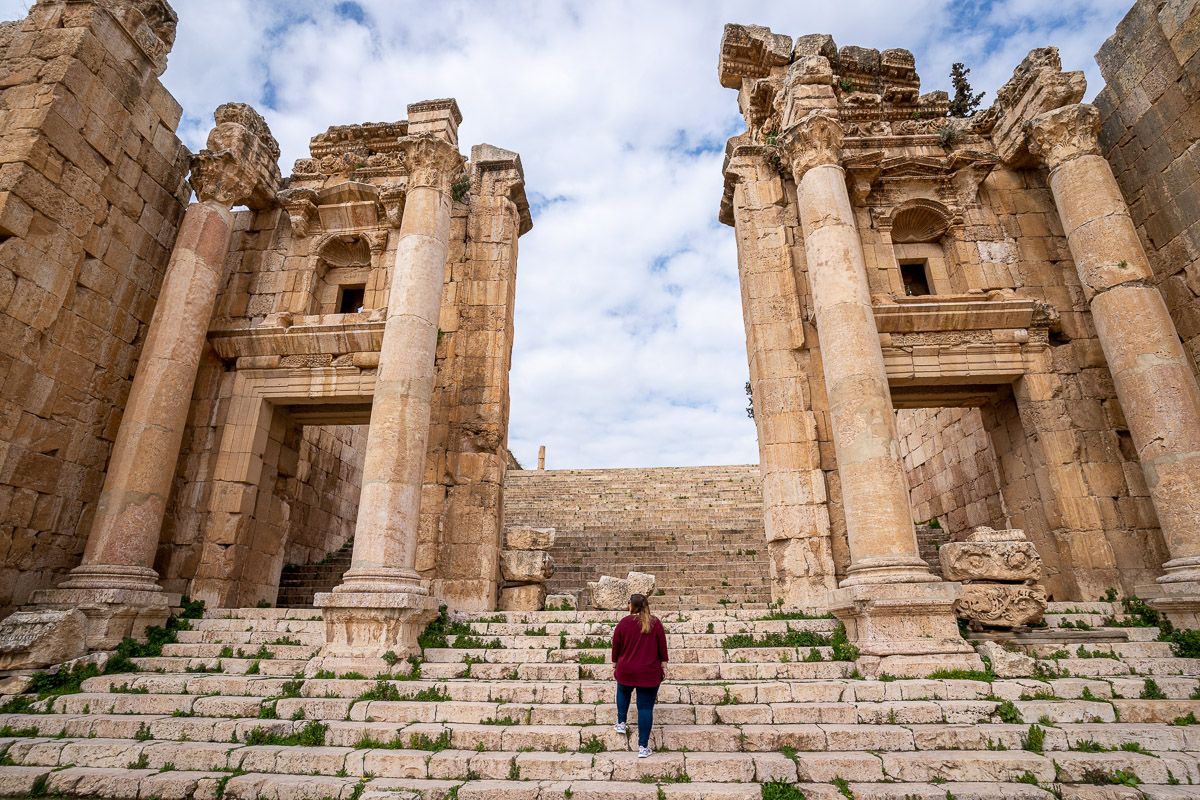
[611,615,669,688]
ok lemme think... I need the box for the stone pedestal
[829,582,983,677]
[27,104,280,646]
[318,122,465,657]
[780,108,971,667]
[316,592,439,660]
[1029,104,1200,629]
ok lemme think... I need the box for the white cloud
[2,0,1132,468]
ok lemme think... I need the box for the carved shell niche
[318,235,372,268]
[890,205,950,243]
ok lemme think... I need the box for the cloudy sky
[6,0,1132,469]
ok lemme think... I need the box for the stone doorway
[186,368,376,610]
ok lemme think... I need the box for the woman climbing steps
[610,592,669,757]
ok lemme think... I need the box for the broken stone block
[498,584,546,612]
[504,526,556,551]
[975,640,1036,678]
[955,583,1048,629]
[0,609,88,670]
[500,550,555,583]
[587,571,657,610]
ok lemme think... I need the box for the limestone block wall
[0,0,190,615]
[1096,0,1200,379]
[896,407,1006,537]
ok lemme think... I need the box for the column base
[313,589,439,662]
[29,566,178,650]
[829,581,982,678]
[1150,573,1200,630]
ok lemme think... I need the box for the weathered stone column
[315,132,464,659]
[780,110,979,674]
[1029,104,1200,627]
[31,104,280,647]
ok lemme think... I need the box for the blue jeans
[616,682,659,748]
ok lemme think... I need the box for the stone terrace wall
[1096,0,1200,379]
[0,0,191,615]
[503,466,772,609]
[896,408,1007,539]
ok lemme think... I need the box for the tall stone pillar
[315,131,464,659]
[1029,104,1200,627]
[780,110,979,674]
[30,104,281,647]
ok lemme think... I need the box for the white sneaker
[613,722,627,734]
[638,746,652,758]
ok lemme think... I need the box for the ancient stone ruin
[0,0,1199,797]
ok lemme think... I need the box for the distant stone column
[316,130,464,659]
[780,110,979,674]
[538,445,546,470]
[32,104,280,648]
[1030,104,1200,627]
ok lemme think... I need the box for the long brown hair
[629,593,653,634]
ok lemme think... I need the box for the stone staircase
[1,602,1199,798]
[505,466,772,609]
[276,540,355,608]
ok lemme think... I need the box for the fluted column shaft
[1030,104,1200,593]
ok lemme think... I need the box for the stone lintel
[872,298,1039,333]
[208,317,385,361]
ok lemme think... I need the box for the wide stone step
[0,766,1063,800]
[159,643,321,660]
[3,734,1196,788]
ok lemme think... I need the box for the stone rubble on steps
[0,602,1197,799]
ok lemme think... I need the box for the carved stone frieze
[1026,103,1102,170]
[954,584,1047,628]
[940,540,1043,582]
[398,135,465,192]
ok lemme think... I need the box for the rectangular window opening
[900,260,932,297]
[337,284,366,314]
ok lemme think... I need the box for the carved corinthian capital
[777,110,844,182]
[190,103,282,209]
[1026,103,1101,170]
[399,134,465,192]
